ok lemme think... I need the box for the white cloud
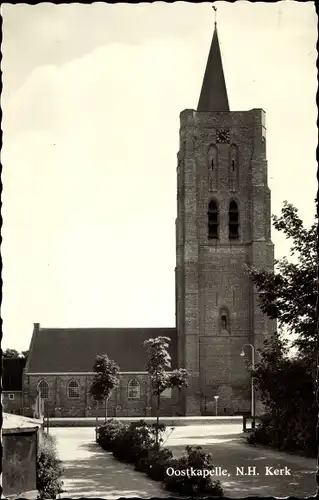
[2,2,317,350]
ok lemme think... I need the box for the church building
[23,22,274,418]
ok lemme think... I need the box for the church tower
[175,21,274,415]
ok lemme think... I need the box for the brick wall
[3,391,23,414]
[23,373,181,418]
[176,109,274,415]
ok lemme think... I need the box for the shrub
[247,413,317,457]
[135,445,173,482]
[37,432,64,499]
[112,420,156,463]
[245,331,317,458]
[247,414,272,446]
[97,419,128,451]
[164,446,224,497]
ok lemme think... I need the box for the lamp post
[214,395,219,416]
[240,344,255,418]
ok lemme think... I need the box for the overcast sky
[2,2,317,351]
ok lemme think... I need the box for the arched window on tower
[127,378,141,399]
[67,379,80,399]
[208,145,218,170]
[229,144,239,191]
[38,379,49,400]
[221,314,227,330]
[208,144,218,191]
[229,200,239,240]
[220,308,230,335]
[208,200,219,240]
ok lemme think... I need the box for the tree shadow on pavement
[165,440,316,498]
[60,443,170,499]
[170,432,246,442]
[57,431,316,499]
[77,442,107,454]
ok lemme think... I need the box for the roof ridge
[39,326,176,331]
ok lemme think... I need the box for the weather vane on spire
[212,5,217,27]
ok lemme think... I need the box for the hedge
[96,419,224,496]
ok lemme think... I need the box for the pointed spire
[197,16,230,112]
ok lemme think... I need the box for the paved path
[165,424,317,498]
[51,427,169,498]
[51,424,317,498]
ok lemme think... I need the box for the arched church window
[38,379,49,400]
[208,200,219,240]
[128,378,141,399]
[67,379,80,399]
[229,200,239,240]
[232,159,235,171]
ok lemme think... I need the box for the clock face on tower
[216,128,230,144]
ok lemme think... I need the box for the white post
[214,395,219,416]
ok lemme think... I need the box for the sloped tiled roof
[3,358,26,391]
[27,326,177,373]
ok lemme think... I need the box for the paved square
[51,423,317,498]
[52,427,169,498]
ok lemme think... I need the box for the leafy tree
[90,354,120,421]
[246,201,316,360]
[3,348,29,359]
[244,201,317,456]
[3,348,20,358]
[144,336,188,447]
[249,333,317,456]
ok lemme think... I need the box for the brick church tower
[175,22,274,416]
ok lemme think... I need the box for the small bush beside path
[37,432,64,499]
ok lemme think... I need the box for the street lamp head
[240,350,245,357]
[214,395,219,400]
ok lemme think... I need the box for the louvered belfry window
[229,200,239,239]
[208,200,219,239]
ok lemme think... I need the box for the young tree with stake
[90,354,120,422]
[144,336,188,447]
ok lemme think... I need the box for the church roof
[26,324,177,373]
[197,24,229,112]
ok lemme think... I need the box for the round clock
[216,129,230,144]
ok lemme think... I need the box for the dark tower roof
[197,23,229,112]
